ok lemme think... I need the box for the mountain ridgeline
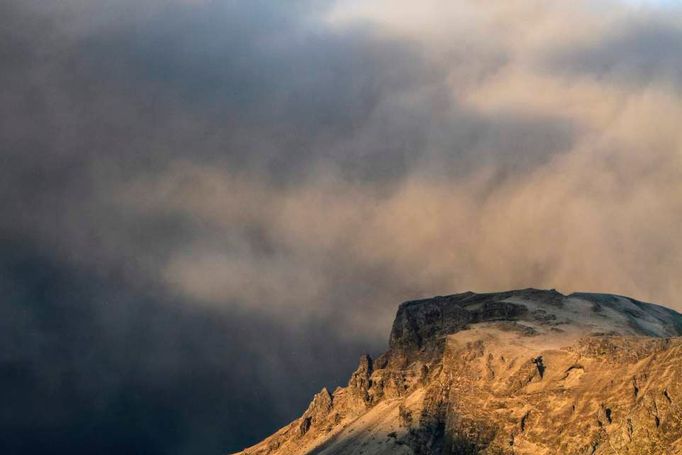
[234,289,682,455]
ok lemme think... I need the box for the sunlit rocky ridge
[234,289,682,454]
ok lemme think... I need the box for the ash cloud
[1,0,682,453]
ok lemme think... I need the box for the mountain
[233,289,682,454]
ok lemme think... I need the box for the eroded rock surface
[232,289,682,455]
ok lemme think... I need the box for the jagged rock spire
[348,354,373,404]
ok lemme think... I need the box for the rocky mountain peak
[234,289,682,455]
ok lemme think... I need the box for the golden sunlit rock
[234,289,682,454]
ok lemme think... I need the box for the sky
[1,0,682,453]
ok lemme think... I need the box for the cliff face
[233,289,682,455]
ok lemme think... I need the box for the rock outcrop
[232,289,682,455]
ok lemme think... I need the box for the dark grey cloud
[547,20,682,88]
[0,238,372,454]
[0,0,440,451]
